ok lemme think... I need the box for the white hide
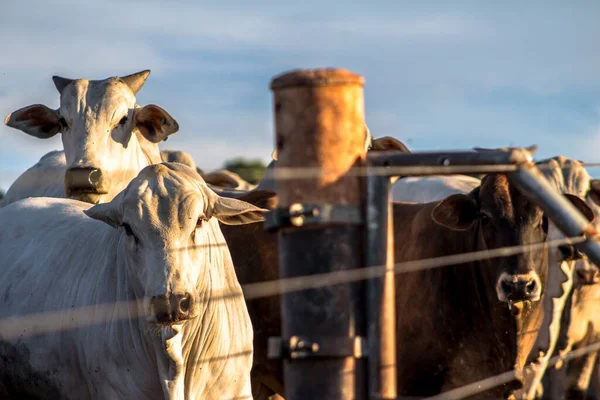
[524,157,600,400]
[391,175,481,203]
[3,71,178,206]
[1,150,66,206]
[0,163,266,400]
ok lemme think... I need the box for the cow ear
[370,137,411,153]
[204,171,240,189]
[134,104,179,143]
[432,194,478,231]
[4,104,61,139]
[84,200,122,228]
[210,196,268,225]
[564,193,595,222]
[588,180,600,206]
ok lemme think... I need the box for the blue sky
[2,1,600,189]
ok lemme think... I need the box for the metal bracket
[264,203,363,232]
[268,335,367,359]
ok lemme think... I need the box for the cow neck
[394,202,520,396]
[134,131,163,167]
[101,133,163,203]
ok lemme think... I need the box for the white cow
[160,150,197,171]
[532,157,600,400]
[392,175,481,202]
[0,162,266,399]
[2,70,179,206]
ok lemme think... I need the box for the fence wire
[0,234,593,340]
[425,340,600,400]
[3,157,600,186]
[2,152,600,398]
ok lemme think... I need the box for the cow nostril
[179,294,191,313]
[501,280,513,295]
[526,280,536,294]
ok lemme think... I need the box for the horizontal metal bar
[268,336,367,359]
[509,164,600,267]
[264,203,363,231]
[367,148,533,168]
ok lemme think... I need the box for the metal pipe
[509,164,600,267]
[270,68,368,400]
[367,148,533,168]
[365,174,396,399]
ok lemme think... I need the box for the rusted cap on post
[270,68,365,90]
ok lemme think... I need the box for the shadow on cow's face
[4,71,179,204]
[432,174,593,305]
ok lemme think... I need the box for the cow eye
[59,117,69,130]
[122,223,139,244]
[558,245,582,261]
[119,116,128,126]
[478,212,490,224]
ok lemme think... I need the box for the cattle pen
[3,67,600,400]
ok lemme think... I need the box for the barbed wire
[0,233,593,340]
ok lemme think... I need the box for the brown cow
[224,172,593,399]
[393,174,589,398]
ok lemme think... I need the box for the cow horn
[473,145,538,154]
[52,76,74,94]
[525,144,538,154]
[120,70,151,95]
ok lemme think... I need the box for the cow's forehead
[123,165,208,232]
[479,174,541,222]
[59,77,136,113]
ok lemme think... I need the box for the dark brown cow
[224,173,593,400]
[393,174,592,398]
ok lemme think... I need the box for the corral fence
[262,68,600,400]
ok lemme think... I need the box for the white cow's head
[4,70,179,204]
[84,162,266,325]
[538,157,600,284]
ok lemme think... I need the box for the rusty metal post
[270,69,368,400]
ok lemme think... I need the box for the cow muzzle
[64,167,110,199]
[496,272,541,302]
[150,293,197,325]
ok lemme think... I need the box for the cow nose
[576,268,600,285]
[64,167,109,196]
[497,273,541,302]
[150,293,195,324]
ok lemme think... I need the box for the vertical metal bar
[270,68,368,400]
[365,173,396,399]
[510,164,600,266]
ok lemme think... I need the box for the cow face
[84,163,267,325]
[4,71,179,204]
[432,174,593,304]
